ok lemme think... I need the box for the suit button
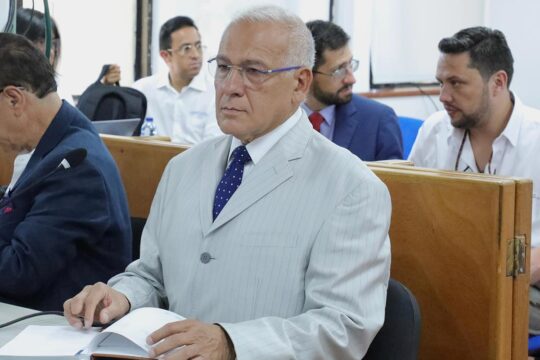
[200,252,212,264]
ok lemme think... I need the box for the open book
[0,307,185,359]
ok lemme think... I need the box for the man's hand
[102,64,121,85]
[147,319,235,360]
[63,282,130,329]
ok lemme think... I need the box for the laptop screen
[92,118,142,136]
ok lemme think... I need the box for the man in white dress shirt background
[132,16,222,144]
[408,26,540,333]
[65,6,391,359]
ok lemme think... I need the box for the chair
[130,217,147,260]
[397,116,423,160]
[529,335,540,357]
[364,279,421,360]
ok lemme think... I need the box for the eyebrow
[436,75,465,83]
[330,57,353,71]
[214,55,270,68]
[174,39,201,48]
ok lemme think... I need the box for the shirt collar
[7,150,35,192]
[189,70,209,92]
[229,107,303,165]
[446,121,465,149]
[156,70,208,93]
[156,71,171,89]
[301,102,336,127]
[498,94,522,147]
[445,93,522,148]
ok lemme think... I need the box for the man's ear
[159,50,171,64]
[292,68,313,103]
[491,70,508,96]
[3,86,26,116]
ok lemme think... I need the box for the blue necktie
[213,145,252,221]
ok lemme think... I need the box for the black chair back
[364,279,421,360]
[130,217,146,260]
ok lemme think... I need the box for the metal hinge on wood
[506,235,527,277]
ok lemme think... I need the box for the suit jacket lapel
[333,100,358,148]
[200,136,231,236]
[206,115,312,235]
[13,102,72,191]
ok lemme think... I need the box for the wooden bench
[101,138,530,359]
[369,162,530,359]
[0,149,16,186]
[0,139,531,359]
[99,135,188,218]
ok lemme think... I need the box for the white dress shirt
[132,70,222,144]
[409,96,540,247]
[7,151,34,193]
[229,107,302,179]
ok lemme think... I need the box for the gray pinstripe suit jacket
[110,113,392,359]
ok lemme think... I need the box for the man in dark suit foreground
[303,20,403,161]
[0,33,131,310]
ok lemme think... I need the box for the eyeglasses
[313,59,359,79]
[208,57,301,88]
[167,43,206,56]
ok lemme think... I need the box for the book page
[85,307,186,356]
[89,333,148,357]
[0,325,99,356]
[0,307,185,358]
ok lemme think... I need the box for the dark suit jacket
[333,94,403,161]
[0,101,132,310]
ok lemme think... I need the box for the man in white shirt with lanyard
[409,26,540,333]
[132,16,222,144]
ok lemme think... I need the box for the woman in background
[16,8,121,101]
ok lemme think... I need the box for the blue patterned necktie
[213,145,252,221]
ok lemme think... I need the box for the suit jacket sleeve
[219,175,392,359]
[108,161,173,309]
[375,107,403,160]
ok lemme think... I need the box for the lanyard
[454,129,495,174]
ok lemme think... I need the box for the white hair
[228,5,315,68]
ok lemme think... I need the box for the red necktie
[308,112,324,132]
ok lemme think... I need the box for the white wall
[15,1,537,114]
[21,0,137,100]
[0,0,15,32]
[377,95,440,120]
[331,0,540,119]
[333,0,372,92]
[370,0,485,85]
[487,0,540,109]
[151,0,330,75]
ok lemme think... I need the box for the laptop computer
[92,118,142,136]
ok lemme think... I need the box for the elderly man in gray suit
[64,5,391,360]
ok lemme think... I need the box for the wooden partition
[369,163,530,360]
[0,137,187,217]
[100,138,531,359]
[0,138,531,360]
[99,135,188,218]
[0,149,16,185]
